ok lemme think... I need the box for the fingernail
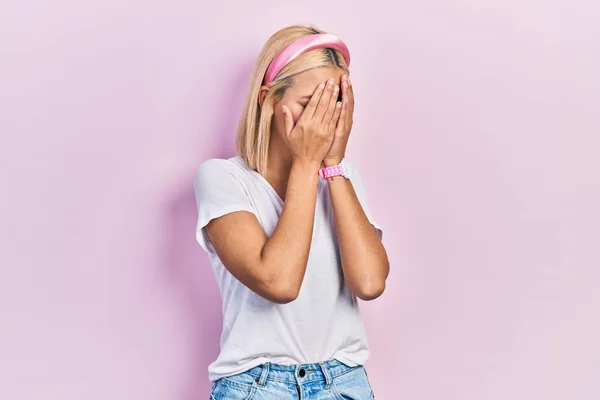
[334,85,339,92]
[328,78,334,85]
[319,83,325,89]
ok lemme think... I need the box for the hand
[282,78,343,167]
[323,74,354,167]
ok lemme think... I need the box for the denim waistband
[243,359,357,385]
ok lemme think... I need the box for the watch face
[341,160,352,179]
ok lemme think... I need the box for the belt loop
[258,362,270,386]
[319,361,332,389]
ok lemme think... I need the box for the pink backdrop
[1,1,599,399]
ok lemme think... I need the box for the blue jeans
[209,359,374,399]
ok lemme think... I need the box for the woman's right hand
[281,78,342,166]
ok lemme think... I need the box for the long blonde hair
[236,25,349,176]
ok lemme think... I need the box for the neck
[267,131,293,177]
[264,130,294,200]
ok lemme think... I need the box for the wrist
[322,157,343,167]
[319,158,352,181]
[292,159,321,174]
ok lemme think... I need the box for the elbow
[269,288,300,304]
[355,279,386,301]
[263,280,301,304]
[254,262,304,304]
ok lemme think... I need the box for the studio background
[1,1,599,399]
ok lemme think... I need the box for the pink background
[1,1,599,399]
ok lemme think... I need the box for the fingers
[303,82,325,120]
[281,105,294,139]
[330,101,343,132]
[339,74,353,130]
[336,98,348,134]
[322,83,339,124]
[313,78,336,121]
[346,75,355,117]
[336,78,349,134]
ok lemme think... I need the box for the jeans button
[298,368,306,378]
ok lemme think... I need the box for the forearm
[260,160,320,294]
[327,175,389,300]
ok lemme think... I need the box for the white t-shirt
[193,156,382,382]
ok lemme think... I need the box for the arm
[325,164,389,300]
[201,79,341,304]
[204,161,320,304]
[322,74,389,300]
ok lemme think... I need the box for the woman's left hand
[323,74,354,167]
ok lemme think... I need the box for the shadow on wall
[162,186,221,400]
[161,60,254,400]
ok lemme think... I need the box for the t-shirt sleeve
[193,159,258,253]
[346,161,384,240]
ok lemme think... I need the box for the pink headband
[263,33,351,85]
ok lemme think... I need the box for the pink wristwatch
[319,159,352,180]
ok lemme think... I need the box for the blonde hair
[236,25,350,176]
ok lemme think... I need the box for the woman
[194,24,389,400]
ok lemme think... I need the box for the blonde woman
[194,24,389,400]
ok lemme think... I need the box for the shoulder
[194,157,253,198]
[195,157,242,184]
[196,156,251,178]
[194,158,237,192]
[196,158,232,176]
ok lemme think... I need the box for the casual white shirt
[194,156,382,382]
